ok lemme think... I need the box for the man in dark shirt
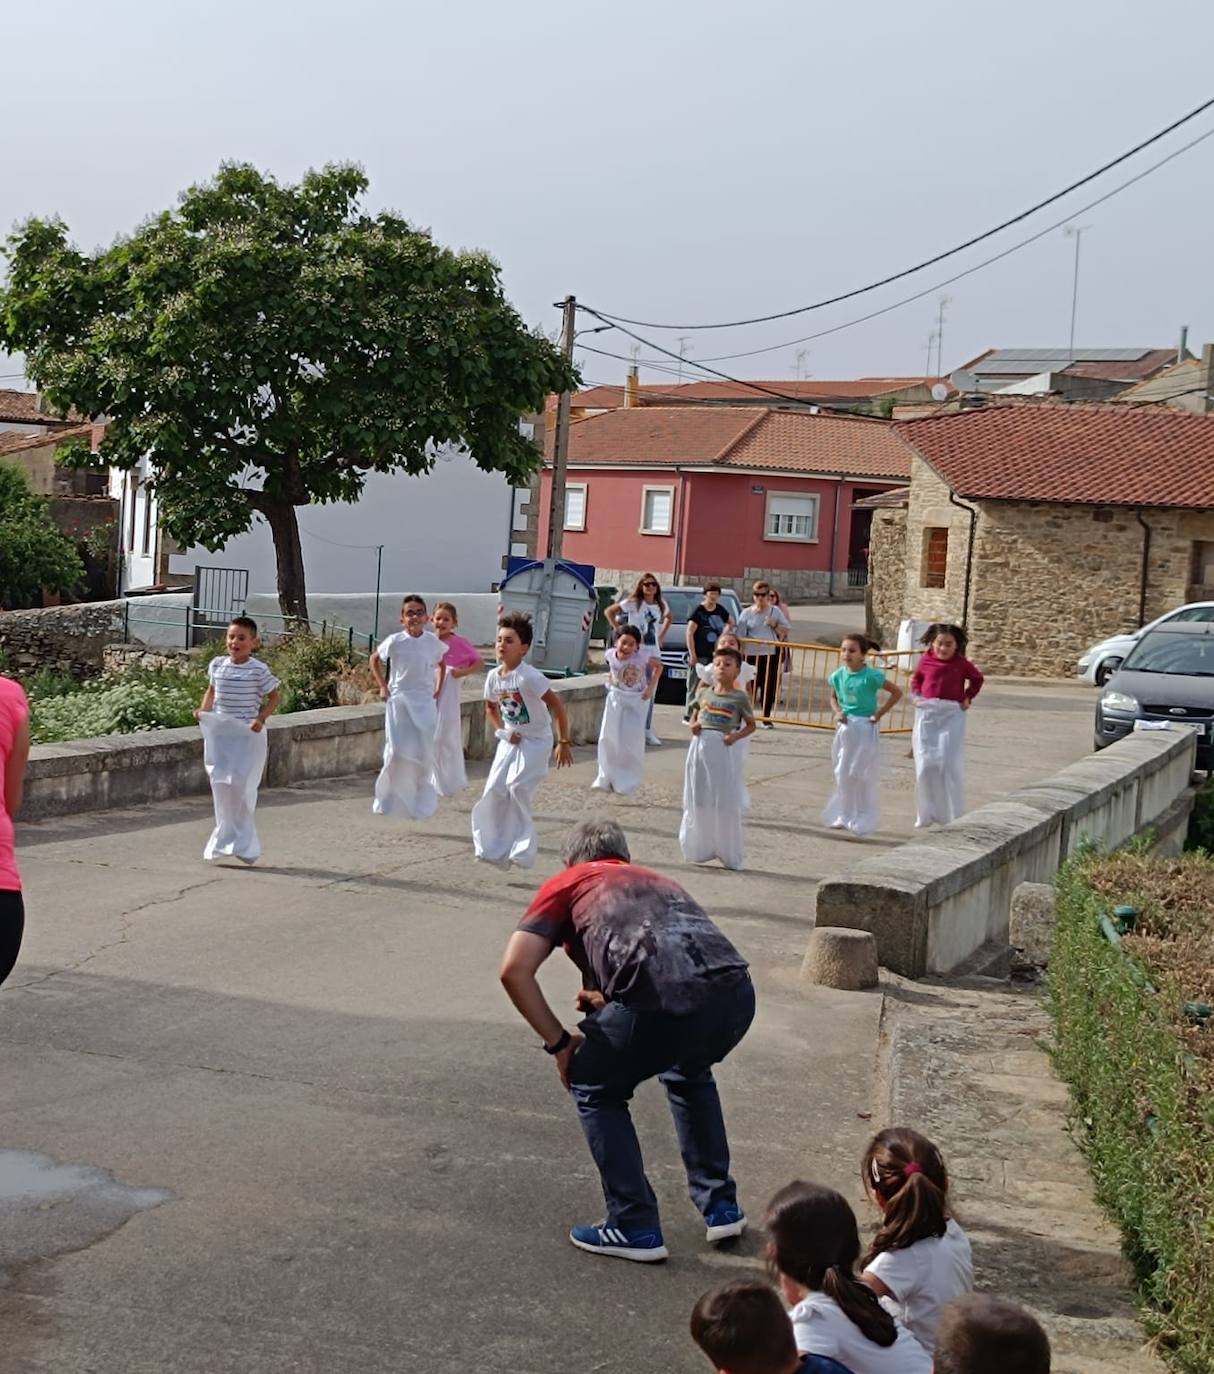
[684,585,733,719]
[499,819,755,1263]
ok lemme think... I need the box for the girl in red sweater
[910,624,984,827]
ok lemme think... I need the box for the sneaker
[645,730,662,746]
[704,1202,747,1243]
[760,721,775,731]
[569,1222,668,1263]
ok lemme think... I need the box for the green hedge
[1049,851,1214,1373]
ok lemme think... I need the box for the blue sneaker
[704,1202,747,1243]
[569,1222,668,1263]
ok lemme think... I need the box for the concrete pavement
[0,680,1095,1373]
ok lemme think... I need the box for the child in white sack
[430,601,485,797]
[910,622,983,828]
[593,625,661,795]
[680,645,756,870]
[195,616,281,865]
[471,612,573,869]
[822,634,902,837]
[370,594,448,819]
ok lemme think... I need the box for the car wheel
[1095,658,1122,686]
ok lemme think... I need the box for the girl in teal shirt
[823,634,903,835]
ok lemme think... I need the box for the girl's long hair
[628,573,667,612]
[861,1127,950,1268]
[920,622,968,655]
[841,632,880,654]
[765,1182,898,1348]
[434,600,459,626]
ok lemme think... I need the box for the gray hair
[562,819,631,867]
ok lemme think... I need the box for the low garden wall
[20,675,607,819]
[812,727,1198,978]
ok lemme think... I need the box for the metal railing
[735,637,915,734]
[121,603,375,655]
[846,565,869,588]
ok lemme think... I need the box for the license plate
[666,667,687,680]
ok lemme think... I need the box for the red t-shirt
[910,652,984,704]
[0,677,30,891]
[518,860,747,1013]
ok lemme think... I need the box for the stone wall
[901,455,973,626]
[102,643,198,676]
[866,507,907,645]
[0,601,127,678]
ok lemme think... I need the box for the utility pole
[545,294,577,564]
[1065,225,1088,362]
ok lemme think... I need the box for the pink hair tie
[903,1162,924,1179]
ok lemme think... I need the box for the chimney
[1178,325,1189,363]
[624,365,639,408]
[1203,343,1214,415]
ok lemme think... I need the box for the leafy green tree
[0,163,577,621]
[0,463,83,609]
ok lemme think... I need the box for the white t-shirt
[865,1220,973,1354]
[377,630,448,695]
[791,1292,931,1374]
[606,647,649,696]
[616,600,666,657]
[484,661,553,740]
[208,656,281,722]
[736,604,790,656]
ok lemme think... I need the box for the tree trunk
[262,499,309,626]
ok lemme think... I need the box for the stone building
[866,404,1214,677]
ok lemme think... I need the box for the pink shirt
[0,677,30,891]
[439,633,482,672]
[911,652,984,703]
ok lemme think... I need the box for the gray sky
[4,0,1214,390]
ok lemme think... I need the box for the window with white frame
[564,483,587,531]
[640,485,674,535]
[764,490,819,541]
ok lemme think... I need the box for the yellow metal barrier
[734,638,916,734]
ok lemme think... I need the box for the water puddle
[0,1148,172,1274]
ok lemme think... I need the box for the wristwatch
[543,1029,572,1056]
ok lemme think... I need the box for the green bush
[30,677,200,743]
[264,632,353,713]
[1186,777,1214,853]
[1049,851,1214,1372]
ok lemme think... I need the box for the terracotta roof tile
[897,404,1214,509]
[1059,349,1177,382]
[551,406,911,479]
[569,377,944,408]
[0,389,80,426]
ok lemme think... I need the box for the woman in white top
[860,1128,974,1354]
[606,573,671,746]
[765,1181,932,1374]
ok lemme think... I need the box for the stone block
[1010,882,1057,972]
[801,927,879,990]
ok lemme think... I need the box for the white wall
[109,458,157,593]
[170,456,518,597]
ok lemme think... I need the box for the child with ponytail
[764,1181,931,1374]
[860,1128,973,1354]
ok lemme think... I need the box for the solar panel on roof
[981,347,1148,365]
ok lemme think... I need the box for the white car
[1078,602,1214,686]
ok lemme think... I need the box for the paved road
[0,680,1095,1373]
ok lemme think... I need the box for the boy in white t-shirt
[370,594,449,819]
[195,616,281,864]
[471,612,573,869]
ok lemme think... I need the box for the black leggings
[0,889,25,988]
[747,654,780,720]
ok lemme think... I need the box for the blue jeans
[568,973,755,1231]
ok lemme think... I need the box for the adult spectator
[607,574,671,745]
[736,581,789,728]
[0,675,31,988]
[498,819,755,1262]
[684,584,734,720]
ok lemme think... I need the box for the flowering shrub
[30,676,200,743]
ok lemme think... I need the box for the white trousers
[913,698,967,826]
[432,674,467,797]
[822,716,881,835]
[200,712,268,861]
[592,688,647,795]
[373,692,440,819]
[470,732,551,869]
[679,730,746,870]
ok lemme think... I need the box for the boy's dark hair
[401,594,427,612]
[689,1280,796,1374]
[861,1126,950,1267]
[229,615,258,636]
[713,646,743,667]
[498,611,534,646]
[841,632,879,653]
[764,1182,897,1348]
[704,583,722,594]
[615,625,642,646]
[921,622,969,654]
[934,1296,1051,1374]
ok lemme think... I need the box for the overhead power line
[583,94,1214,331]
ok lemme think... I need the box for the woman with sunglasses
[607,574,671,745]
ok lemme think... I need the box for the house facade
[537,406,909,599]
[867,404,1214,676]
